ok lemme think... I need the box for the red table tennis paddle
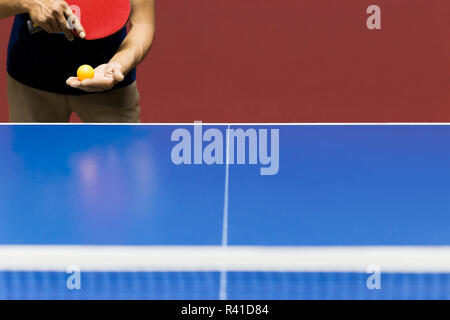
[27,0,131,40]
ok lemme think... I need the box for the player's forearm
[110,23,155,76]
[0,0,30,19]
[109,0,155,76]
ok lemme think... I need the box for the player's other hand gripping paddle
[28,0,131,41]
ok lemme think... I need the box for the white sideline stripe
[219,125,231,300]
[3,123,450,126]
[1,246,450,273]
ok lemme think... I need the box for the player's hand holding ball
[66,62,125,92]
[24,0,85,41]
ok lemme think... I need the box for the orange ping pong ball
[77,65,95,81]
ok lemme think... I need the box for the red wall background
[0,0,448,123]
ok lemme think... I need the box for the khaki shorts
[7,74,141,123]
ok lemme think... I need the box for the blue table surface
[1,125,449,246]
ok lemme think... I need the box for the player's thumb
[113,68,125,82]
[110,63,124,82]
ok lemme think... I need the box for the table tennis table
[0,124,449,300]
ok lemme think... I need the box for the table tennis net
[1,246,450,300]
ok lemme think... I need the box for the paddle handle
[27,20,42,34]
[27,20,67,36]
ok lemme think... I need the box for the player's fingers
[103,66,115,78]
[80,79,106,88]
[66,77,82,88]
[64,7,85,39]
[56,12,74,41]
[81,79,113,91]
[47,18,60,34]
[111,64,125,82]
[40,22,55,34]
[104,64,114,74]
[78,77,112,92]
[104,64,124,82]
[70,15,86,39]
[113,70,125,82]
[66,76,79,83]
[67,77,95,92]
